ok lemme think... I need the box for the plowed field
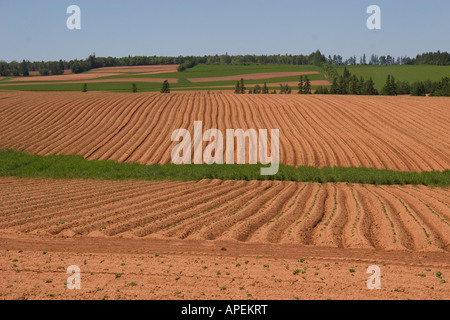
[0,92,448,172]
[1,178,449,300]
[0,178,448,252]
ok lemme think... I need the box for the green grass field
[1,150,448,186]
[335,65,450,90]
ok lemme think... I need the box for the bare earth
[0,178,448,300]
[0,78,179,87]
[5,65,179,82]
[0,92,448,300]
[0,92,448,171]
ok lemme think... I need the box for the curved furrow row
[291,183,328,245]
[97,179,229,237]
[89,95,157,162]
[1,97,93,152]
[1,92,448,171]
[17,96,108,153]
[145,94,189,164]
[152,180,254,238]
[292,100,350,168]
[123,94,175,163]
[309,96,397,169]
[191,181,282,241]
[386,186,450,251]
[318,96,416,170]
[248,183,307,243]
[373,97,450,145]
[39,180,204,235]
[223,183,297,242]
[245,96,285,165]
[255,96,297,168]
[369,100,450,170]
[281,184,321,242]
[0,181,180,231]
[37,181,190,235]
[163,181,267,240]
[277,100,324,167]
[344,97,449,171]
[370,186,436,251]
[407,186,450,207]
[268,97,314,166]
[0,180,139,220]
[360,185,402,250]
[291,99,355,168]
[0,178,448,252]
[70,180,223,236]
[43,95,134,156]
[80,95,157,158]
[392,186,450,225]
[115,95,173,163]
[33,96,114,155]
[132,180,249,237]
[0,94,76,138]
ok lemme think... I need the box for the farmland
[0,92,448,172]
[1,63,449,93]
[335,65,450,90]
[0,89,448,300]
[0,64,328,92]
[0,177,449,250]
[0,151,449,186]
[0,177,449,300]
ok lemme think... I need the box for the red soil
[0,178,448,300]
[7,73,120,82]
[0,92,448,172]
[1,178,448,251]
[5,65,177,83]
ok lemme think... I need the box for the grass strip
[0,150,448,186]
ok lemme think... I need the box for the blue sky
[0,0,449,62]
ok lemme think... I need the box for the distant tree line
[317,64,378,95]
[0,59,68,77]
[0,50,448,77]
[327,51,450,66]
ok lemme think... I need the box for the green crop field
[335,65,450,90]
[1,150,448,186]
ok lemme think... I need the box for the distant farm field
[336,65,450,90]
[0,92,448,172]
[0,64,328,92]
[2,64,450,93]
